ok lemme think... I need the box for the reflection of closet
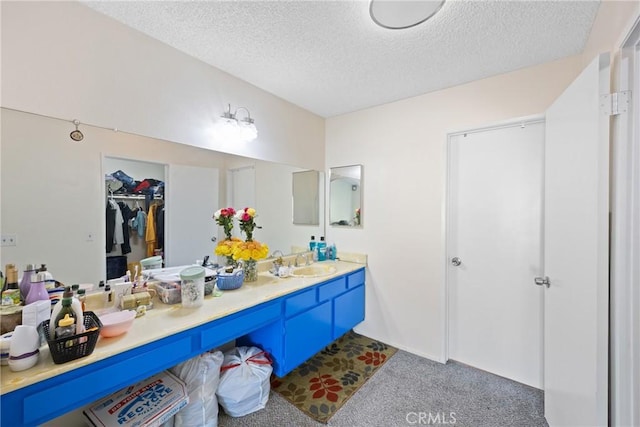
[104,158,166,279]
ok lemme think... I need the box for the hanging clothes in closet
[106,198,124,253]
[131,207,147,237]
[146,203,157,257]
[117,202,135,255]
[145,201,165,257]
[156,202,165,251]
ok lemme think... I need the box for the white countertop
[0,260,364,395]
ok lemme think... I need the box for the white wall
[0,1,325,171]
[325,55,586,361]
[325,0,640,362]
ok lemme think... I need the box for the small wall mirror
[292,170,320,225]
[330,164,362,227]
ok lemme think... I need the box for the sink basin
[290,264,337,278]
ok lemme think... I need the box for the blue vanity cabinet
[240,267,366,377]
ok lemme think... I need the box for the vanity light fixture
[220,104,258,141]
[369,0,446,30]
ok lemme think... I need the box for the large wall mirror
[329,164,363,228]
[0,108,325,283]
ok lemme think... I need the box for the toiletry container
[55,314,76,339]
[180,266,205,308]
[19,264,36,301]
[25,272,50,305]
[38,264,55,289]
[309,236,317,252]
[317,237,327,261]
[140,256,163,270]
[329,243,337,260]
[50,287,71,330]
[8,325,40,372]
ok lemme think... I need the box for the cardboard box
[84,371,188,427]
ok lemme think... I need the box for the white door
[543,53,610,426]
[447,121,544,389]
[165,165,219,267]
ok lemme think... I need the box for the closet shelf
[111,194,163,200]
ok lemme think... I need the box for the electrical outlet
[1,234,17,247]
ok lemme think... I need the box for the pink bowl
[98,310,136,338]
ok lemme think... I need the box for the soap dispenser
[25,272,49,305]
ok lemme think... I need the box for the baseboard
[352,326,446,364]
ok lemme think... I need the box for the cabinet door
[283,302,332,374]
[334,285,365,339]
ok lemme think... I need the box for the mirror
[292,170,320,225]
[0,108,325,283]
[329,165,363,227]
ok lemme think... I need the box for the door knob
[451,257,462,267]
[534,276,550,288]
[211,236,217,242]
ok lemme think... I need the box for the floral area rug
[271,331,398,423]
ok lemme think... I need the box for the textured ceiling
[83,0,600,118]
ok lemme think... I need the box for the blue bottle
[317,237,327,261]
[329,243,337,260]
[309,236,317,252]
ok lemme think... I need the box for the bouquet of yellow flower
[215,237,242,257]
[231,239,270,262]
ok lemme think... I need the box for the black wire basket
[40,311,102,364]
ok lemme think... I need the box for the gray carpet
[218,350,548,427]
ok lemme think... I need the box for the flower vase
[244,259,258,282]
[226,256,236,268]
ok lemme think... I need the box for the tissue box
[83,371,188,427]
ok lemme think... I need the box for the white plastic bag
[216,346,273,417]
[169,351,224,427]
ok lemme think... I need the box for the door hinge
[600,91,631,116]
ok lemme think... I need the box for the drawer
[318,277,346,301]
[201,301,280,349]
[285,288,317,317]
[347,269,365,288]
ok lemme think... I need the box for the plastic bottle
[70,291,84,334]
[55,314,76,339]
[54,291,76,334]
[104,284,113,308]
[317,237,327,261]
[329,243,337,260]
[38,264,55,289]
[25,272,50,305]
[51,286,71,327]
[309,236,317,252]
[18,264,37,301]
[77,289,86,312]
